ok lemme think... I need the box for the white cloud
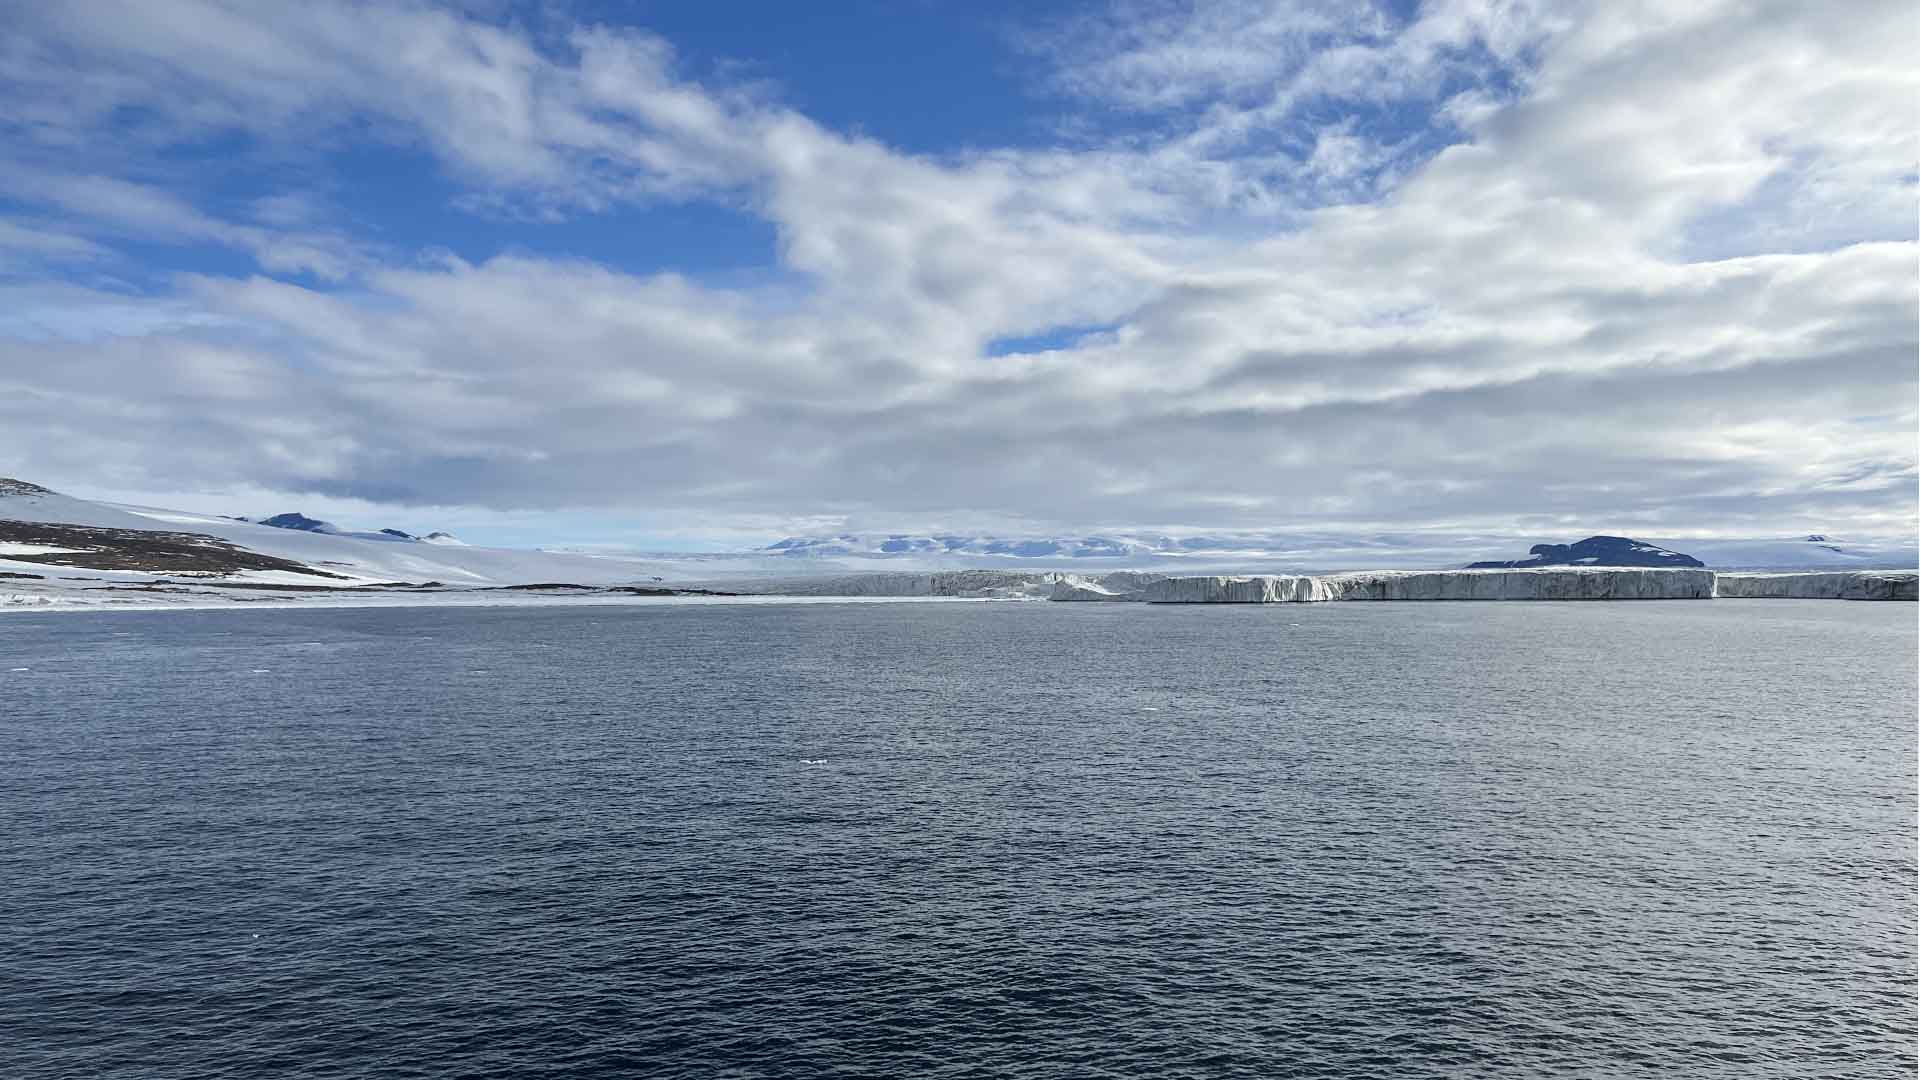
[0,0,1911,542]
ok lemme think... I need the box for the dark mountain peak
[259,512,338,533]
[1468,535,1703,569]
[378,528,416,540]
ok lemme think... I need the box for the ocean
[3,599,1914,1078]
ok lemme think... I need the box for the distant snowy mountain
[766,534,1153,558]
[760,529,1917,572]
[762,532,1498,561]
[259,512,461,545]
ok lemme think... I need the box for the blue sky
[0,1,1913,550]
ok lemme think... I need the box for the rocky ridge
[1466,535,1704,569]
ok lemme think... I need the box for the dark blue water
[2,600,1914,1078]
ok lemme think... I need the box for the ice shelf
[1060,567,1920,603]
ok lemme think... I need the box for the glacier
[1077,568,1915,603]
[726,570,1066,599]
[1136,568,1716,602]
[1046,572,1164,601]
[1713,571,1919,601]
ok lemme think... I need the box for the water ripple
[1,600,1914,1078]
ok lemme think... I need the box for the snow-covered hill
[0,480,681,587]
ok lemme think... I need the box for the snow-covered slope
[0,479,175,530]
[0,481,682,587]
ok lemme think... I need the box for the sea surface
[2,600,1914,1079]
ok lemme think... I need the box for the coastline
[5,567,1914,614]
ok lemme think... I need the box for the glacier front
[1086,568,1920,603]
[1134,567,1717,602]
[1713,571,1918,601]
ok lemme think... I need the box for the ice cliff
[1133,568,1717,602]
[1713,571,1918,601]
[1046,572,1163,601]
[1140,575,1338,603]
[1046,571,1166,601]
[732,570,1067,598]
[1072,568,1916,602]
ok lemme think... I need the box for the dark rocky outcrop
[259,512,338,533]
[1467,535,1703,569]
[0,520,347,578]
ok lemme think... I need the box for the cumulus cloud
[0,0,1912,542]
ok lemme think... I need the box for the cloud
[2,1,786,214]
[0,0,1911,542]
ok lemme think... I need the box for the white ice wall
[1713,571,1918,600]
[1135,568,1719,602]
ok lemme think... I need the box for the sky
[0,0,1913,551]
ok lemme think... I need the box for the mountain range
[759,530,1911,571]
